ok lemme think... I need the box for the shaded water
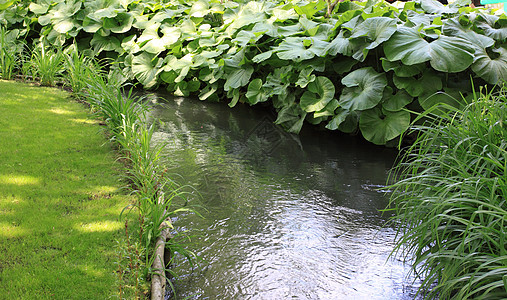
[146,93,421,299]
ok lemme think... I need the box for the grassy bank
[0,80,131,298]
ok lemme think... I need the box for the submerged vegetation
[387,86,507,299]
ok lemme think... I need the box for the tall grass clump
[387,86,507,299]
[28,42,65,86]
[64,49,101,96]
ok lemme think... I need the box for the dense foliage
[0,0,506,144]
[387,86,507,299]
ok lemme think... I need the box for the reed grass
[387,85,507,299]
[66,53,199,297]
[63,49,100,97]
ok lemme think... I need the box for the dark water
[145,93,421,300]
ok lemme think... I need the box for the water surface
[146,94,421,299]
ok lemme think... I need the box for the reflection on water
[146,93,422,299]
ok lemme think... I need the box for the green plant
[80,65,201,296]
[0,26,22,79]
[29,42,65,86]
[2,0,506,145]
[63,48,100,97]
[387,85,507,299]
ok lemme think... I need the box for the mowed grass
[0,80,131,299]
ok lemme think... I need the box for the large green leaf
[314,99,339,118]
[132,52,163,88]
[270,5,298,21]
[295,67,316,88]
[349,16,398,62]
[326,109,349,130]
[160,70,177,84]
[382,89,413,112]
[404,10,431,28]
[326,108,359,133]
[293,0,326,18]
[419,0,458,14]
[92,6,118,19]
[29,1,50,14]
[381,59,425,77]
[384,26,474,72]
[103,12,133,34]
[189,0,210,18]
[0,0,15,10]
[83,16,102,33]
[245,78,270,105]
[332,57,358,74]
[299,18,320,36]
[137,21,176,54]
[199,83,218,100]
[326,31,354,56]
[471,46,507,84]
[359,108,410,145]
[349,17,397,55]
[443,17,495,50]
[223,1,267,36]
[418,89,463,110]
[252,50,273,63]
[339,67,387,111]
[224,65,254,91]
[222,48,247,68]
[232,30,263,48]
[393,70,442,97]
[174,79,201,97]
[263,67,291,96]
[40,0,82,34]
[121,34,140,53]
[275,104,307,134]
[299,76,335,112]
[275,37,328,61]
[475,14,507,41]
[91,33,121,53]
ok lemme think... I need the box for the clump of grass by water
[387,85,507,299]
[64,48,101,96]
[69,52,199,297]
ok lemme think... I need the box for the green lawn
[0,80,131,299]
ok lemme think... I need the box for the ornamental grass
[388,85,507,299]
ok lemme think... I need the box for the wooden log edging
[151,193,173,300]
[151,224,169,300]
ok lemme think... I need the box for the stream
[145,92,422,300]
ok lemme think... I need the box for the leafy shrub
[0,0,506,145]
[387,86,507,299]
